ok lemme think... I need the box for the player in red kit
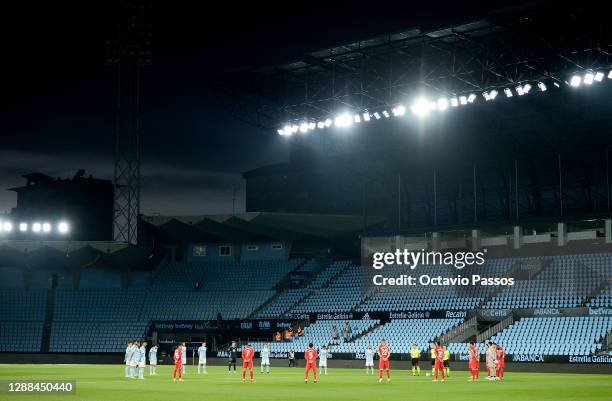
[495,344,505,380]
[433,342,445,382]
[468,342,480,382]
[173,344,183,382]
[377,339,391,383]
[242,343,256,383]
[304,343,318,383]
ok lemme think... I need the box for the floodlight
[516,85,524,96]
[583,72,594,85]
[467,93,476,103]
[504,88,513,98]
[2,222,11,232]
[392,105,406,116]
[608,70,612,79]
[299,123,309,133]
[483,92,491,101]
[19,223,28,232]
[594,72,604,82]
[553,82,560,88]
[537,82,547,92]
[277,129,284,135]
[437,98,448,110]
[373,112,381,120]
[362,112,371,122]
[459,96,467,105]
[334,113,352,127]
[354,114,361,123]
[570,75,581,87]
[42,223,51,233]
[58,222,70,234]
[489,90,498,100]
[450,98,459,107]
[283,125,292,136]
[317,121,325,129]
[523,84,532,94]
[308,122,315,130]
[324,118,332,127]
[33,223,42,233]
[291,125,299,133]
[382,110,390,118]
[410,99,430,117]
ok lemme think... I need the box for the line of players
[126,339,505,383]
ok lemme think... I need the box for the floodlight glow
[459,96,467,105]
[283,126,292,136]
[334,113,352,127]
[317,121,325,129]
[277,129,284,135]
[308,122,315,130]
[437,98,448,110]
[373,112,381,120]
[58,222,69,234]
[428,102,437,111]
[553,82,560,88]
[2,222,11,232]
[594,72,604,82]
[19,223,28,232]
[363,112,371,122]
[483,92,491,101]
[516,85,524,96]
[32,223,42,233]
[299,123,309,133]
[354,114,361,123]
[467,93,476,103]
[523,84,532,94]
[324,118,332,127]
[42,223,51,233]
[410,99,430,117]
[392,105,406,116]
[537,82,547,92]
[504,88,513,98]
[584,72,594,85]
[291,125,299,133]
[450,98,459,107]
[570,75,581,87]
[489,90,498,100]
[382,110,390,118]
[608,70,612,79]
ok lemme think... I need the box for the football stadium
[1,1,611,401]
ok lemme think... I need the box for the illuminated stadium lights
[334,113,352,127]
[437,98,448,110]
[504,88,513,98]
[538,82,547,92]
[3,222,13,232]
[291,125,299,133]
[554,82,561,88]
[459,96,468,105]
[594,72,604,82]
[299,123,309,133]
[32,223,42,233]
[58,222,70,234]
[308,122,315,130]
[324,118,332,127]
[317,121,325,129]
[19,223,28,232]
[570,75,581,87]
[450,98,459,107]
[392,105,406,116]
[354,114,361,123]
[584,72,594,85]
[282,125,292,136]
[608,70,612,79]
[277,129,284,135]
[410,98,430,117]
[373,112,381,120]
[467,93,476,103]
[382,110,390,118]
[362,112,371,122]
[516,85,525,96]
[489,90,498,100]
[523,84,532,94]
[42,223,52,233]
[483,92,491,101]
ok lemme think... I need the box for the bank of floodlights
[277,71,611,135]
[0,220,70,235]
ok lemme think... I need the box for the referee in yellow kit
[410,343,421,376]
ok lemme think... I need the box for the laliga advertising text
[369,249,515,287]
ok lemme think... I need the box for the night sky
[2,1,519,216]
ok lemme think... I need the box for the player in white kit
[197,342,207,374]
[319,346,329,375]
[181,342,187,375]
[260,343,271,373]
[365,344,374,375]
[149,345,158,375]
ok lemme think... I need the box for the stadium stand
[0,322,44,352]
[488,317,612,356]
[484,254,611,309]
[53,290,146,321]
[49,322,148,353]
[0,290,47,321]
[79,267,122,289]
[256,288,312,318]
[587,283,612,308]
[0,267,23,288]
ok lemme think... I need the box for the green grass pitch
[0,364,610,401]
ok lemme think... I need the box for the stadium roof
[140,212,387,242]
[216,2,612,130]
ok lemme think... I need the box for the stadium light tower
[106,1,152,244]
